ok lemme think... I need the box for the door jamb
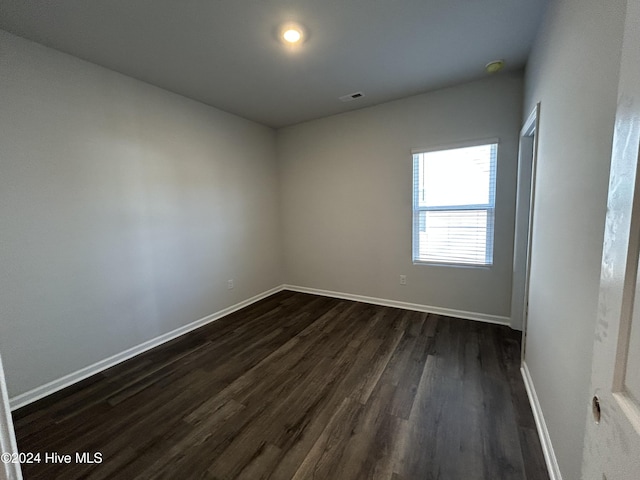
[512,103,541,362]
[0,353,22,480]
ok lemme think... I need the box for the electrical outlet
[227,279,234,290]
[400,275,407,285]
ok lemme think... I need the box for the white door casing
[582,0,640,478]
[0,353,22,480]
[511,103,540,346]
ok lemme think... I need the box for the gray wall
[0,30,283,398]
[278,73,523,319]
[523,0,626,478]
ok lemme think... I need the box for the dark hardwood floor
[12,291,549,480]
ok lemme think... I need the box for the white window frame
[412,138,498,267]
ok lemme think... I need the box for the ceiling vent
[339,91,365,102]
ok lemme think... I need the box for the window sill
[412,260,492,270]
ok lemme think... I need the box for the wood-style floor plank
[12,291,548,479]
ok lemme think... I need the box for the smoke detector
[485,60,505,74]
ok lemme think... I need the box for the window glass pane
[415,144,494,208]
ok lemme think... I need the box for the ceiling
[0,0,549,128]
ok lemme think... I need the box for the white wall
[523,0,626,478]
[0,30,282,399]
[278,74,523,320]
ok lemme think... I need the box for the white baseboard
[10,284,510,411]
[521,361,562,480]
[9,285,285,411]
[282,284,511,326]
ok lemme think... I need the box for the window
[412,141,497,266]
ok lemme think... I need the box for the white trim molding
[521,361,562,480]
[10,284,511,411]
[283,285,510,326]
[9,285,284,411]
[0,354,22,479]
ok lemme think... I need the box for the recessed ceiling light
[279,23,305,45]
[283,29,301,43]
[485,60,505,74]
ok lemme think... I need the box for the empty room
[1,0,639,479]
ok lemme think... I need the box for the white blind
[412,142,497,266]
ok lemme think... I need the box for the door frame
[511,103,540,361]
[0,353,22,480]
